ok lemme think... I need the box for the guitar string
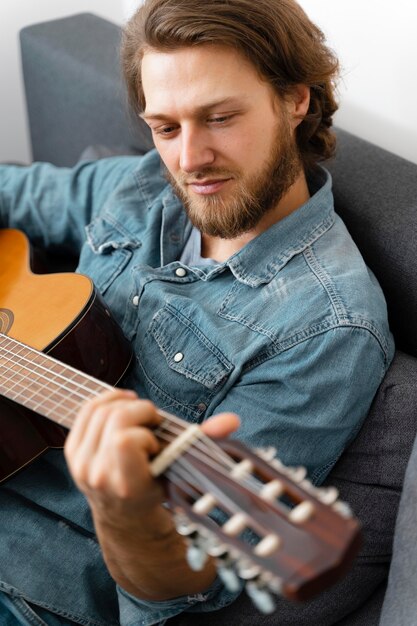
[164,456,276,528]
[0,350,246,476]
[155,429,265,496]
[0,342,224,440]
[0,341,299,528]
[0,342,278,491]
[0,340,226,440]
[166,459,255,512]
[0,362,271,501]
[0,339,113,403]
[0,356,236,474]
[0,362,248,488]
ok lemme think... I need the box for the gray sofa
[19,13,417,625]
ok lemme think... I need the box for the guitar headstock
[164,438,361,613]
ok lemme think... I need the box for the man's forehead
[141,96,248,121]
[140,46,271,119]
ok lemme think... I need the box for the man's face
[141,45,301,238]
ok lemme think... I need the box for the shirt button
[175,267,187,277]
[132,295,140,306]
[174,352,184,363]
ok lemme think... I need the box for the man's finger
[201,412,240,438]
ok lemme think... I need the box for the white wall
[298,0,417,164]
[122,0,142,19]
[1,1,416,164]
[0,1,127,163]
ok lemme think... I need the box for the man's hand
[65,389,165,522]
[64,389,239,600]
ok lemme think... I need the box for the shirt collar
[160,166,334,287]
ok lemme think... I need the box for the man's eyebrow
[141,96,246,121]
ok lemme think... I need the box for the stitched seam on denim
[239,323,388,375]
[217,311,342,354]
[1,595,48,626]
[90,248,132,293]
[303,246,349,322]
[219,274,346,348]
[311,456,340,485]
[0,585,116,626]
[85,217,140,252]
[132,155,162,209]
[227,211,334,286]
[135,356,208,420]
[149,305,233,387]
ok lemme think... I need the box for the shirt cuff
[117,576,241,626]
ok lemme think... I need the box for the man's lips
[187,178,232,195]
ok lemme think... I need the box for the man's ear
[287,84,310,129]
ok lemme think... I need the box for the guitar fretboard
[0,333,110,428]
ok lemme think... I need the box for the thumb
[201,412,240,438]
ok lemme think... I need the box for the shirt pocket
[82,215,141,294]
[138,303,234,420]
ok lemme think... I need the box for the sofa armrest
[20,12,153,166]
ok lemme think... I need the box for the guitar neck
[0,333,110,429]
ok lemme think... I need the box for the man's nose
[179,127,215,173]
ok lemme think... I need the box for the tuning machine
[204,541,241,592]
[255,447,308,483]
[237,558,282,614]
[174,514,209,571]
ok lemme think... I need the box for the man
[0,0,393,624]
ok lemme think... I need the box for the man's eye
[208,115,233,124]
[154,125,177,136]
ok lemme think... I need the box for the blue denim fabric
[0,150,394,625]
[0,590,78,625]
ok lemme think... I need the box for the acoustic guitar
[0,228,361,613]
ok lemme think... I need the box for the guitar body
[0,229,132,482]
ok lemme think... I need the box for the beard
[166,117,302,239]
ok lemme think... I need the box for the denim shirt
[0,150,394,625]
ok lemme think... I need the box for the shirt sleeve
[0,156,141,255]
[211,324,392,484]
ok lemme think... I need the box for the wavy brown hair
[122,0,339,171]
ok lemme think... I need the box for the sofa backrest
[328,129,417,357]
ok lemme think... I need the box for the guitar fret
[0,355,76,402]
[0,333,110,428]
[0,367,81,424]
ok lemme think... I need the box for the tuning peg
[316,486,339,505]
[245,579,276,614]
[255,446,277,461]
[174,515,198,538]
[237,558,276,613]
[269,458,307,483]
[218,564,241,592]
[203,539,242,592]
[216,556,241,593]
[236,559,262,581]
[285,465,307,482]
[174,515,209,571]
[300,478,317,494]
[270,457,285,471]
[262,572,284,596]
[332,499,353,518]
[186,541,209,571]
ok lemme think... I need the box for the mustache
[175,167,238,185]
